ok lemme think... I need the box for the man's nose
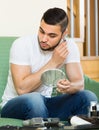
[42,35,48,42]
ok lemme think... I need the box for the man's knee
[77,90,98,104]
[22,92,44,106]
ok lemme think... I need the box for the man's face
[38,20,63,51]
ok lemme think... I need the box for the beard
[38,37,62,51]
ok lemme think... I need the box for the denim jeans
[1,90,98,121]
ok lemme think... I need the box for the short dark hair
[41,7,69,33]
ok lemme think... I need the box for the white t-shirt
[0,34,80,108]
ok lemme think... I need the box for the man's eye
[49,35,56,38]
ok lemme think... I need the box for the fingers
[56,42,68,52]
[56,79,70,93]
[57,79,70,87]
[56,86,70,94]
[56,41,69,58]
[51,41,69,68]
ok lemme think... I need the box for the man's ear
[62,28,68,38]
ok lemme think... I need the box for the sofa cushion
[0,118,22,127]
[0,37,17,102]
[84,75,99,99]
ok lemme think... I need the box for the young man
[0,7,97,121]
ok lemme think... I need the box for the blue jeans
[1,90,98,121]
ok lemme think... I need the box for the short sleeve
[9,37,30,65]
[65,38,80,64]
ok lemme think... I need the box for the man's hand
[56,79,71,94]
[56,78,84,94]
[50,41,69,68]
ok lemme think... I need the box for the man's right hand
[51,41,69,68]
